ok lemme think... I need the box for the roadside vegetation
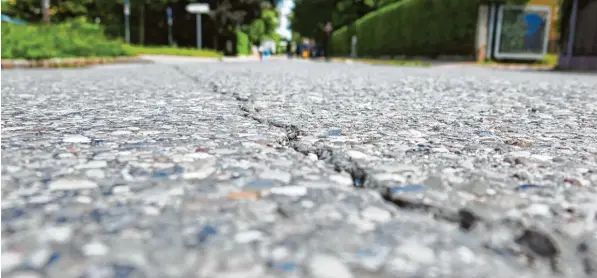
[1,18,132,60]
[123,45,223,58]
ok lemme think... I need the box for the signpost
[324,22,333,34]
[324,22,333,58]
[186,3,210,49]
[351,35,358,58]
[167,7,174,46]
[124,0,131,43]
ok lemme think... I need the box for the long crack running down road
[2,60,597,278]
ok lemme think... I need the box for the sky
[275,0,295,39]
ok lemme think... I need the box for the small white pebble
[525,203,551,217]
[49,179,98,191]
[5,165,22,173]
[57,153,76,159]
[45,226,73,243]
[28,248,51,268]
[260,170,292,183]
[308,153,318,161]
[144,206,161,215]
[509,151,531,158]
[301,200,315,208]
[270,186,307,197]
[308,254,353,278]
[86,169,106,179]
[112,185,130,195]
[169,187,184,196]
[10,271,42,278]
[531,154,553,162]
[83,242,109,256]
[432,147,450,153]
[185,152,214,160]
[182,167,216,179]
[29,195,52,204]
[76,160,108,169]
[396,242,436,264]
[271,247,289,260]
[111,130,132,135]
[329,175,353,186]
[2,251,24,273]
[456,246,476,263]
[76,196,93,204]
[234,230,264,243]
[361,206,392,223]
[347,150,368,160]
[486,188,497,195]
[63,135,91,143]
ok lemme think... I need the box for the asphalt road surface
[2,60,597,278]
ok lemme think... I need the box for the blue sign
[1,14,27,25]
[167,7,172,19]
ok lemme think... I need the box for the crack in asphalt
[171,66,590,275]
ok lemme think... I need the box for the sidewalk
[138,55,221,64]
[328,57,558,71]
[141,54,289,64]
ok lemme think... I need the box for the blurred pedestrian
[286,41,293,58]
[258,45,264,62]
[296,43,301,58]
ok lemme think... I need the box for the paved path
[2,61,597,278]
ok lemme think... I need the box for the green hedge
[332,0,479,57]
[331,24,356,56]
[2,18,132,60]
[236,30,252,55]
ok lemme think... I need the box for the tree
[248,4,279,44]
[3,0,276,50]
[249,18,266,43]
[2,0,91,22]
[290,0,401,41]
[206,0,265,49]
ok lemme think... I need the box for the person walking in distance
[286,40,293,58]
[258,45,264,62]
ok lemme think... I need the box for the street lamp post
[167,7,174,46]
[186,3,210,49]
[124,0,131,43]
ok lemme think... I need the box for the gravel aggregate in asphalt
[2,61,597,278]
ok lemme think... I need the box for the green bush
[331,24,356,56]
[332,0,479,58]
[1,18,132,60]
[236,30,252,55]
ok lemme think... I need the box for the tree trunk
[139,1,145,45]
[42,0,50,23]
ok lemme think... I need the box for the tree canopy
[290,0,402,40]
[2,0,280,50]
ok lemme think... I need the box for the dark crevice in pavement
[176,68,576,276]
[171,65,202,85]
[233,95,575,275]
[236,99,571,272]
[229,88,487,229]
